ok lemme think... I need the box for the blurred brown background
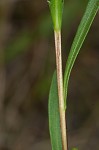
[0,0,99,150]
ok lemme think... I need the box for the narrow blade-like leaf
[64,0,99,108]
[48,0,64,31]
[48,71,62,150]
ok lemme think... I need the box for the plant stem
[54,30,68,150]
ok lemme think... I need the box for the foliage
[48,0,99,149]
[48,72,62,150]
[64,0,99,108]
[48,0,64,31]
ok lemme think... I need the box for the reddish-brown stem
[54,30,68,150]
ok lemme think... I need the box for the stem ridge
[54,31,68,150]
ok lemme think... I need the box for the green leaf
[64,0,99,108]
[48,0,64,31]
[48,71,62,150]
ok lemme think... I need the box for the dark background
[0,0,99,149]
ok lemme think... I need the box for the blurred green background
[0,0,99,150]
